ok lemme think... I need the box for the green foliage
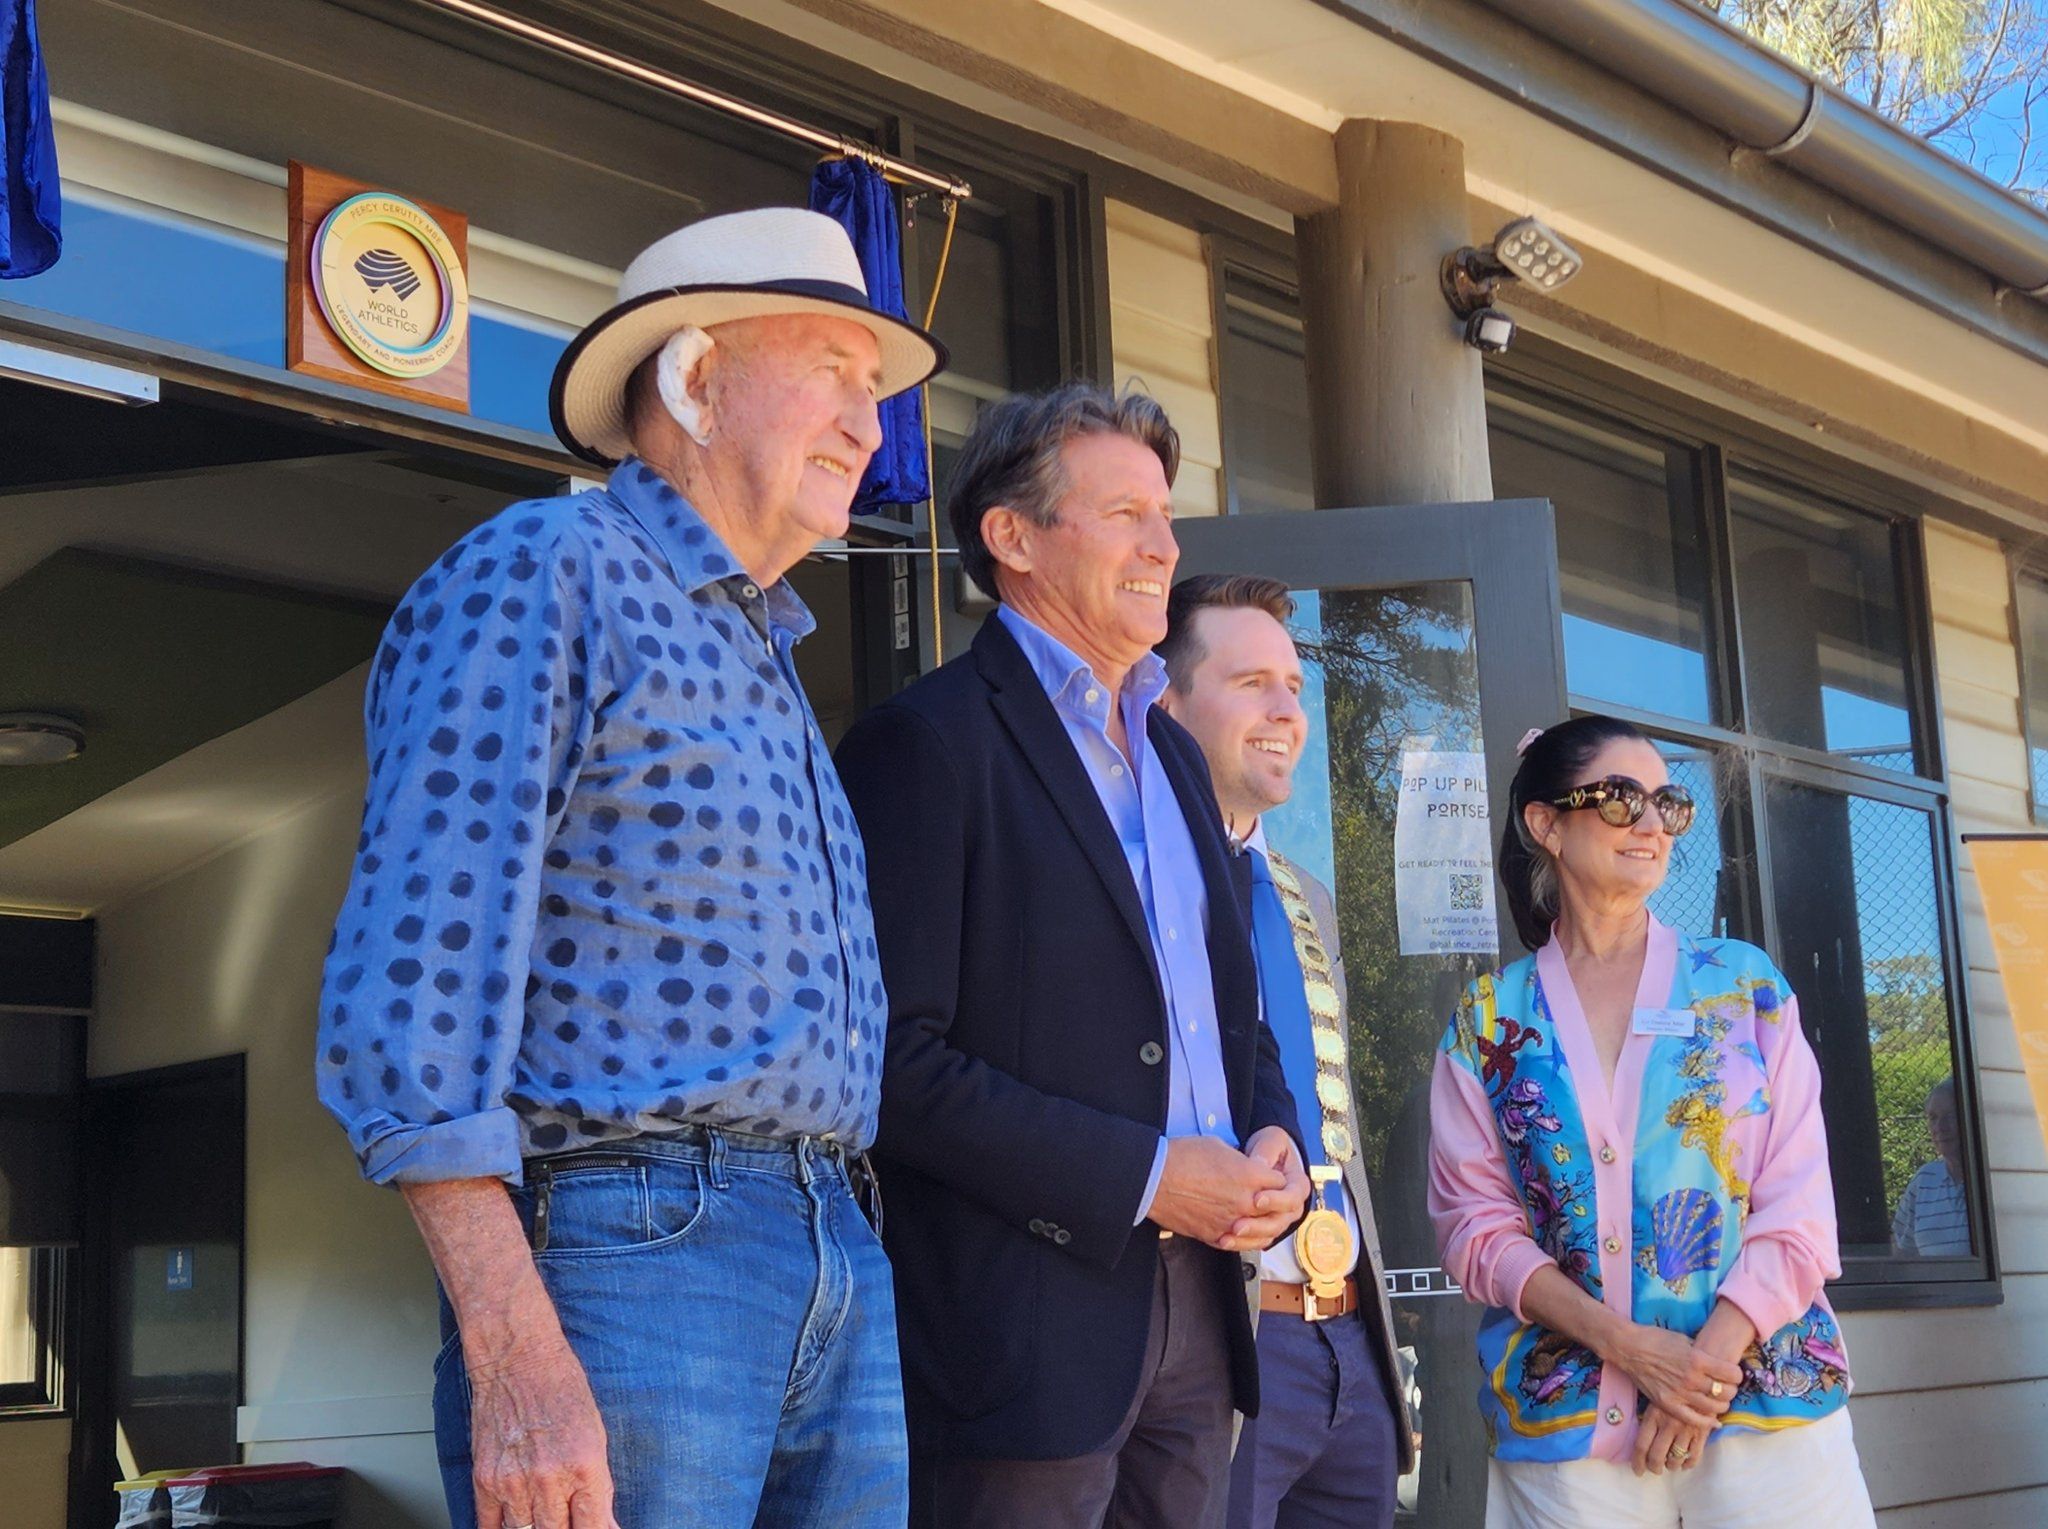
[1294,586,1488,1186]
[1864,953,1955,1216]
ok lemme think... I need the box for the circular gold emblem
[312,191,468,378]
[1294,1208,1356,1285]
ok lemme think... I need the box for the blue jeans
[433,1129,908,1528]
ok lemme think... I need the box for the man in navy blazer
[836,382,1309,1527]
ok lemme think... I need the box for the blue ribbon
[1,0,60,279]
[807,157,931,511]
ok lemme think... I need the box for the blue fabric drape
[808,157,930,511]
[0,0,59,278]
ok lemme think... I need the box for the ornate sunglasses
[1548,776,1697,837]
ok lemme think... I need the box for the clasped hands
[1618,1323,1745,1478]
[1146,1126,1311,1253]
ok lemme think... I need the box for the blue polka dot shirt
[317,460,887,1184]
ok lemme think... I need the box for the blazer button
[1029,1218,1046,1235]
[1053,1229,1072,1246]
[1242,1262,1258,1282]
[1140,1042,1164,1066]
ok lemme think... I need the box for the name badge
[1632,1007,1697,1037]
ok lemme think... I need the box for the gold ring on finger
[1669,1446,1689,1460]
[1709,1380,1724,1398]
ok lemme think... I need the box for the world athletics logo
[311,190,468,381]
[353,248,424,302]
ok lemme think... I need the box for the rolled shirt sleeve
[316,510,601,1186]
[1428,1050,1555,1321]
[1715,994,1844,1339]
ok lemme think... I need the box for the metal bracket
[0,339,157,405]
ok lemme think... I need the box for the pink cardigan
[1427,919,1844,1461]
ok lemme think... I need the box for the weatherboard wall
[1832,519,2048,1526]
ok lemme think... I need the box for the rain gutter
[1315,0,2048,369]
[1477,0,2048,299]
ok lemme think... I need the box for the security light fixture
[0,714,85,767]
[1442,217,1584,321]
[1463,309,1518,354]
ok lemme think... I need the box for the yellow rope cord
[917,197,960,673]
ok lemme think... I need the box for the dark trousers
[922,1234,1237,1528]
[1225,1302,1400,1529]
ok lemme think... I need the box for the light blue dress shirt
[994,605,1235,1223]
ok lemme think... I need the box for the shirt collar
[996,603,1168,718]
[605,458,815,641]
[1244,820,1269,858]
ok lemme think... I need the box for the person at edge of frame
[1428,715,1878,1527]
[1154,572,1417,1529]
[314,207,948,1529]
[835,381,1312,1529]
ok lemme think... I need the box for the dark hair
[1500,714,1653,949]
[944,382,1180,597]
[1157,573,1296,691]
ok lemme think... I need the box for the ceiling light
[0,714,85,766]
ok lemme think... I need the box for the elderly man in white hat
[316,209,945,1529]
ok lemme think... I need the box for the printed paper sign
[1394,750,1499,957]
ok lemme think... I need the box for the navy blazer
[835,613,1302,1461]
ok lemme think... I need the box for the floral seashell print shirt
[1428,916,1851,1463]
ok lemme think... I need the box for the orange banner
[1966,835,2048,1153]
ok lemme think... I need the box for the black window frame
[1484,358,1996,1308]
[0,1249,73,1419]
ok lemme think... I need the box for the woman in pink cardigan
[1428,715,1874,1526]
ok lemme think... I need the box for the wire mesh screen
[1766,776,1967,1256]
[1845,793,1964,1250]
[1647,743,1729,938]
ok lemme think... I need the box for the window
[1216,266,1314,516]
[2018,565,2048,821]
[1202,293,1994,1298]
[0,1008,82,1416]
[1488,380,1988,1297]
[1489,394,1717,724]
[912,157,1077,514]
[0,1248,67,1415]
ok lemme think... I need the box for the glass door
[1173,497,1565,1528]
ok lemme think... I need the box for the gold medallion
[1295,1208,1355,1289]
[1294,1164,1354,1299]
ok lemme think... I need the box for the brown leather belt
[1261,1277,1360,1320]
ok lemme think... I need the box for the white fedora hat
[549,207,948,466]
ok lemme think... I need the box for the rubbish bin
[163,1463,344,1529]
[114,1470,189,1529]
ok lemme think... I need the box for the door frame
[67,1054,247,1529]
[1170,496,1567,959]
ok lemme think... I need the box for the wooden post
[1296,121,1492,507]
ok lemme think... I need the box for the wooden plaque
[287,161,471,412]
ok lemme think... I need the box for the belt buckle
[1301,1278,1344,1323]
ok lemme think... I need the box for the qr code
[1449,873,1485,911]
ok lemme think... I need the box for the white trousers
[1485,1409,1876,1529]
